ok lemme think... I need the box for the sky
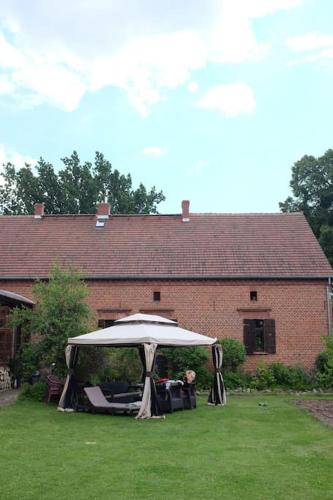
[0,0,333,214]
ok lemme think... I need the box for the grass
[1,395,333,500]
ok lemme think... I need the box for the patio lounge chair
[84,386,141,415]
[99,381,142,403]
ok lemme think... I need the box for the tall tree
[0,151,165,215]
[280,149,333,264]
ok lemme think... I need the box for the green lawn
[1,395,333,500]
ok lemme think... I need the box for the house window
[250,291,257,301]
[153,291,161,302]
[254,320,264,351]
[98,319,115,329]
[243,319,276,355]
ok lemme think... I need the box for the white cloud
[287,32,333,66]
[238,0,302,18]
[0,145,36,185]
[90,31,206,116]
[143,147,165,157]
[0,0,302,115]
[210,5,269,64]
[187,81,199,93]
[0,144,35,168]
[209,0,302,64]
[288,32,333,52]
[197,82,256,117]
[3,16,20,34]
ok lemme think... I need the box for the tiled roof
[0,212,332,279]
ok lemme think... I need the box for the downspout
[11,327,16,359]
[327,277,332,336]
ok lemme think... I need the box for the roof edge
[0,274,331,281]
[0,211,305,218]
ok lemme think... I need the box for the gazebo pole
[208,343,226,406]
[136,343,162,419]
[58,345,80,411]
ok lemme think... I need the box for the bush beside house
[220,336,333,392]
[10,265,97,383]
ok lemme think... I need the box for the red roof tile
[0,212,332,279]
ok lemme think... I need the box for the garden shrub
[251,363,276,390]
[314,337,333,388]
[75,346,111,385]
[18,381,48,402]
[250,362,312,391]
[270,362,311,390]
[160,346,211,389]
[103,348,142,383]
[14,343,43,383]
[74,347,142,386]
[219,338,246,371]
[223,369,251,389]
[9,265,94,379]
[315,352,330,373]
[315,370,333,389]
[281,365,312,390]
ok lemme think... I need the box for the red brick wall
[1,279,329,371]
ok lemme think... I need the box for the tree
[0,151,165,215]
[10,266,94,379]
[280,149,333,264]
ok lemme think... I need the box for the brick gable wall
[1,278,329,370]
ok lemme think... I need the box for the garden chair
[182,382,197,410]
[156,381,184,413]
[46,375,64,403]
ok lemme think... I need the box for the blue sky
[0,0,333,213]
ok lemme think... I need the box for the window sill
[237,307,271,312]
[252,352,269,355]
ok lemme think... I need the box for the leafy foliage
[314,337,333,388]
[219,338,246,370]
[18,381,48,402]
[280,149,333,263]
[75,347,143,385]
[10,266,94,380]
[250,362,312,391]
[223,369,251,389]
[0,151,165,215]
[160,346,211,389]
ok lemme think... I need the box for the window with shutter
[264,319,276,354]
[243,318,276,355]
[243,319,256,354]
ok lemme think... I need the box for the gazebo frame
[58,314,226,419]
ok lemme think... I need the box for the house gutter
[0,274,332,281]
[327,277,332,336]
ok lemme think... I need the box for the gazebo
[58,313,226,418]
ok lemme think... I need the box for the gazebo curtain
[58,345,79,411]
[208,344,226,406]
[136,343,161,419]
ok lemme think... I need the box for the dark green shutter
[243,319,256,354]
[264,319,276,354]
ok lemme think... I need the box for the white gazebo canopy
[68,313,217,347]
[59,313,225,419]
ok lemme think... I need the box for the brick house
[0,200,332,371]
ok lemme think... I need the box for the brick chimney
[96,202,111,219]
[182,200,190,223]
[34,202,44,219]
